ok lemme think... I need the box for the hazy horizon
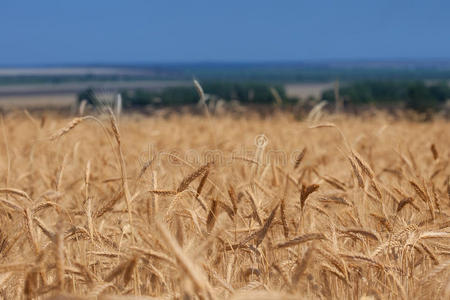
[3,58,450,69]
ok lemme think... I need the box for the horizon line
[2,57,450,69]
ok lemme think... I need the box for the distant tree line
[77,80,450,113]
[78,81,289,107]
[321,81,450,112]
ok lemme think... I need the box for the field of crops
[0,110,448,299]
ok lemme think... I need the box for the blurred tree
[77,87,97,105]
[405,81,440,112]
[322,80,450,112]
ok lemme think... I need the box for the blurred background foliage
[77,79,450,113]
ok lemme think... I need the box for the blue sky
[1,0,449,65]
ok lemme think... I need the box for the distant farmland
[2,62,450,109]
[0,78,191,109]
[0,66,334,109]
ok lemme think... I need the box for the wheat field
[0,109,448,300]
